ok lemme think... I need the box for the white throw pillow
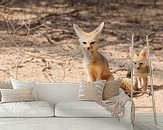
[1,88,34,103]
[11,79,37,100]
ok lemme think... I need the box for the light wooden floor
[134,113,163,130]
[134,122,163,130]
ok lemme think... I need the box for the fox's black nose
[87,47,90,50]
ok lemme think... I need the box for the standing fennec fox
[73,22,114,82]
[127,47,149,91]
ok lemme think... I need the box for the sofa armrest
[120,101,134,130]
[123,101,132,121]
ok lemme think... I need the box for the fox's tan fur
[127,47,149,91]
[133,47,149,91]
[73,22,114,82]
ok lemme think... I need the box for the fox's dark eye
[83,42,87,44]
[90,42,95,45]
[134,63,137,65]
[140,63,143,65]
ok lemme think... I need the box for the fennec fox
[73,22,114,82]
[127,47,149,91]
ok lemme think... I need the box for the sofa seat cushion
[0,101,54,117]
[55,101,112,117]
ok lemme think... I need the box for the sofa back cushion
[36,82,79,105]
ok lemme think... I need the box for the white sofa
[0,82,133,130]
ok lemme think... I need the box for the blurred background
[0,0,162,112]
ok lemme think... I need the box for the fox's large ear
[140,47,148,57]
[90,22,104,38]
[73,24,85,38]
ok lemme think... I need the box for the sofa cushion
[55,101,112,117]
[78,80,106,102]
[102,80,121,100]
[11,79,37,100]
[1,88,34,103]
[35,82,80,105]
[0,101,54,117]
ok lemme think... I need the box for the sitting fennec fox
[73,22,114,82]
[127,47,149,91]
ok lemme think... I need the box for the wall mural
[0,0,162,113]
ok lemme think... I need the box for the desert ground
[0,1,162,113]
